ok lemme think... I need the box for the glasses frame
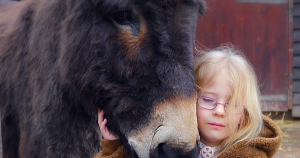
[197,96,245,114]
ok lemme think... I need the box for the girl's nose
[213,103,226,116]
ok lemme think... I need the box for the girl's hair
[194,44,263,154]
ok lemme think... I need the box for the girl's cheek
[196,107,205,119]
[196,106,200,116]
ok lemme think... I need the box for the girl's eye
[202,97,215,103]
[110,10,132,25]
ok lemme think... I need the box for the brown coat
[94,115,283,158]
[94,139,130,158]
[217,115,283,158]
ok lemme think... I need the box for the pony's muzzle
[150,142,200,158]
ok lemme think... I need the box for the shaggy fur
[0,0,205,157]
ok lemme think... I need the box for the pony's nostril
[150,143,172,158]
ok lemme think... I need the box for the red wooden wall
[196,0,292,111]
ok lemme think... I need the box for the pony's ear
[198,0,206,17]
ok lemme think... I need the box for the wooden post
[292,0,300,117]
[0,113,2,158]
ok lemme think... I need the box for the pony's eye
[110,10,132,25]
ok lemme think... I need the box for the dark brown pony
[0,0,205,157]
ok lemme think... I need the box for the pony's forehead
[96,0,203,8]
[95,0,204,18]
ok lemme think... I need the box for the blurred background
[195,0,300,157]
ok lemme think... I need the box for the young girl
[95,45,283,158]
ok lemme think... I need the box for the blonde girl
[194,44,282,158]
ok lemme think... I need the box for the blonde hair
[194,44,263,154]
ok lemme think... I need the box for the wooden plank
[294,93,300,104]
[261,94,288,101]
[295,31,300,42]
[289,0,294,110]
[261,101,288,111]
[295,4,300,16]
[294,18,300,29]
[292,105,300,117]
[294,81,300,92]
[294,69,300,79]
[294,43,300,54]
[254,4,289,95]
[294,56,300,67]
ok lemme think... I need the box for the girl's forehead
[204,65,228,79]
[203,68,232,87]
[201,90,232,100]
[197,64,235,98]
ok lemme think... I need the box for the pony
[0,0,205,157]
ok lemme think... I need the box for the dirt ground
[267,112,300,158]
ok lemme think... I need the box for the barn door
[196,0,292,112]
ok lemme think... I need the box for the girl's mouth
[208,123,225,129]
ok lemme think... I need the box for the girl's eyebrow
[201,92,217,97]
[202,91,216,95]
[202,91,232,99]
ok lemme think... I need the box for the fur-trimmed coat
[94,115,283,158]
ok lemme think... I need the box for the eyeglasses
[197,96,245,115]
